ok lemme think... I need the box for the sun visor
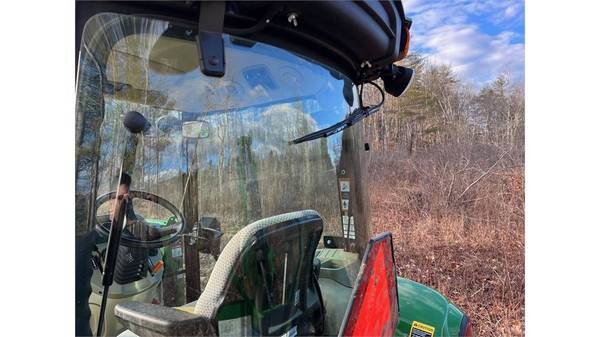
[338,232,399,337]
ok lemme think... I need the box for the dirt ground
[369,167,525,337]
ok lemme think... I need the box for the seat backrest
[194,210,324,336]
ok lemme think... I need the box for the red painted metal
[340,233,399,337]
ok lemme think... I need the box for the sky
[402,0,524,87]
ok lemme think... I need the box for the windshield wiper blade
[290,105,381,144]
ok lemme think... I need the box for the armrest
[115,302,214,337]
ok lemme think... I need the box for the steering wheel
[94,190,186,248]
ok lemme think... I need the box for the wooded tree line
[363,53,524,159]
[362,55,525,336]
[363,54,525,227]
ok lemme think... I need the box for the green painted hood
[395,277,466,337]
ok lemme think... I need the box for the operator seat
[115,210,325,337]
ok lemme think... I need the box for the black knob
[123,111,151,134]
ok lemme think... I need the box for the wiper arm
[290,105,381,144]
[290,80,385,145]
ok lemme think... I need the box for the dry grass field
[368,149,524,337]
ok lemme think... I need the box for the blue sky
[403,0,524,86]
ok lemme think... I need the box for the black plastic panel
[76,1,410,83]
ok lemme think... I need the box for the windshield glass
[76,13,370,317]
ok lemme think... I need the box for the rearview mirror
[157,116,210,139]
[156,114,181,134]
[183,121,210,139]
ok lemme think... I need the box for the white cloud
[417,24,524,84]
[401,0,428,13]
[504,3,521,19]
[404,0,524,86]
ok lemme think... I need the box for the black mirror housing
[382,65,414,97]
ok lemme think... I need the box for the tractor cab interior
[76,12,370,337]
[116,210,325,337]
[76,3,409,335]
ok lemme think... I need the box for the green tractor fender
[395,277,468,337]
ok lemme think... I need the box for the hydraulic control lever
[97,110,149,336]
[96,194,127,336]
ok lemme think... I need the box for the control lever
[96,194,127,336]
[97,110,149,336]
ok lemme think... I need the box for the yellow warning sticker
[409,321,435,337]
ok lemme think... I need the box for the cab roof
[76,1,411,84]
